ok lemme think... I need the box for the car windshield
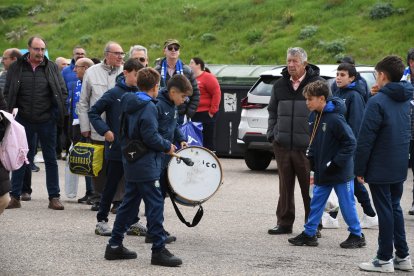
[250,76,280,96]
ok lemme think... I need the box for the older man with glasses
[129,45,148,67]
[4,36,68,210]
[78,41,124,212]
[155,39,200,123]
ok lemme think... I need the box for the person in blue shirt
[105,68,182,267]
[88,58,146,237]
[357,55,413,273]
[288,80,365,249]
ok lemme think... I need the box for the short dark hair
[27,36,46,48]
[303,80,329,99]
[406,48,414,65]
[167,75,193,96]
[137,68,160,92]
[123,58,144,72]
[375,55,405,82]
[337,63,357,78]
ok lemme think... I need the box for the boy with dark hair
[330,63,378,229]
[105,67,182,267]
[356,55,413,272]
[288,80,365,249]
[89,58,146,237]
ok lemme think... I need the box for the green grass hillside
[1,0,413,66]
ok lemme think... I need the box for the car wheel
[244,150,272,170]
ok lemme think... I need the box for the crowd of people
[0,37,413,272]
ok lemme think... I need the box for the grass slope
[0,0,413,65]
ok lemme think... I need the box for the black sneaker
[91,202,100,211]
[31,163,40,172]
[340,233,366,248]
[77,194,89,204]
[288,232,318,246]
[145,231,176,244]
[104,244,137,260]
[151,248,182,267]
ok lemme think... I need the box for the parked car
[237,64,376,170]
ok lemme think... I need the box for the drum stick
[170,152,194,166]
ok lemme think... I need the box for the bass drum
[167,146,223,206]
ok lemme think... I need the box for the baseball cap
[164,39,180,48]
[336,56,355,65]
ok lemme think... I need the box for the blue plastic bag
[180,120,203,147]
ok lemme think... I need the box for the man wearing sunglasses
[155,39,200,122]
[78,41,124,212]
[129,45,148,67]
[4,36,68,210]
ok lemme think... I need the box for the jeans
[369,182,409,261]
[11,117,60,199]
[305,180,361,237]
[192,111,217,151]
[109,180,166,251]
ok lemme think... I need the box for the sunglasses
[167,45,180,51]
[135,57,146,63]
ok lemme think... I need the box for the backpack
[0,110,29,171]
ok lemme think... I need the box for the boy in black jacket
[288,80,365,248]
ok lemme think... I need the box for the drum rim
[167,146,223,205]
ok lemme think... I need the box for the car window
[249,76,280,96]
[359,72,376,90]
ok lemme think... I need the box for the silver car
[237,64,376,170]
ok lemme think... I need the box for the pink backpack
[0,110,29,171]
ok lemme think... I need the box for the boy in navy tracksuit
[356,56,413,273]
[156,74,193,198]
[288,80,365,248]
[105,68,182,267]
[88,59,146,236]
[332,63,378,228]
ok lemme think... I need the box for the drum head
[167,146,222,205]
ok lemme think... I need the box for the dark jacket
[332,82,366,137]
[308,97,356,185]
[0,89,10,195]
[331,73,369,102]
[88,74,138,161]
[267,64,325,150]
[156,89,186,169]
[120,92,171,182]
[3,53,68,127]
[354,81,413,184]
[155,58,200,118]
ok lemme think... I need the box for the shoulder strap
[167,188,203,227]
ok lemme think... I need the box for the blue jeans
[369,182,409,261]
[109,180,166,251]
[11,117,60,199]
[305,180,361,237]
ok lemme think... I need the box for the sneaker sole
[340,242,366,249]
[105,253,137,260]
[151,259,182,267]
[359,264,394,273]
[288,240,319,247]
[95,229,112,236]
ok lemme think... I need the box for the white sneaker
[34,153,44,163]
[359,258,394,273]
[322,212,339,229]
[360,213,378,229]
[394,255,413,271]
[95,221,112,236]
[409,205,414,215]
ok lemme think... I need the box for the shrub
[201,33,216,42]
[324,0,344,9]
[28,5,44,16]
[320,39,346,55]
[299,25,318,40]
[246,30,262,44]
[5,26,27,43]
[281,10,293,26]
[183,3,197,16]
[369,3,394,20]
[79,35,92,45]
[0,4,23,19]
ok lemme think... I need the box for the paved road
[1,158,413,275]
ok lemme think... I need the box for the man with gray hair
[0,48,22,93]
[267,47,324,235]
[129,45,148,67]
[78,41,124,211]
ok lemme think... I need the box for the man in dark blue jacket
[105,68,181,267]
[356,56,413,273]
[89,58,146,237]
[288,80,364,249]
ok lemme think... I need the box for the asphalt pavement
[1,158,413,275]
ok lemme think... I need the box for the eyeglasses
[167,45,179,51]
[74,52,85,56]
[30,47,46,52]
[106,51,125,58]
[134,57,147,63]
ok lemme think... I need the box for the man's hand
[81,131,91,138]
[357,176,366,184]
[104,130,114,142]
[166,144,177,155]
[180,141,188,148]
[370,84,379,96]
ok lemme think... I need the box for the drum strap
[167,190,204,227]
